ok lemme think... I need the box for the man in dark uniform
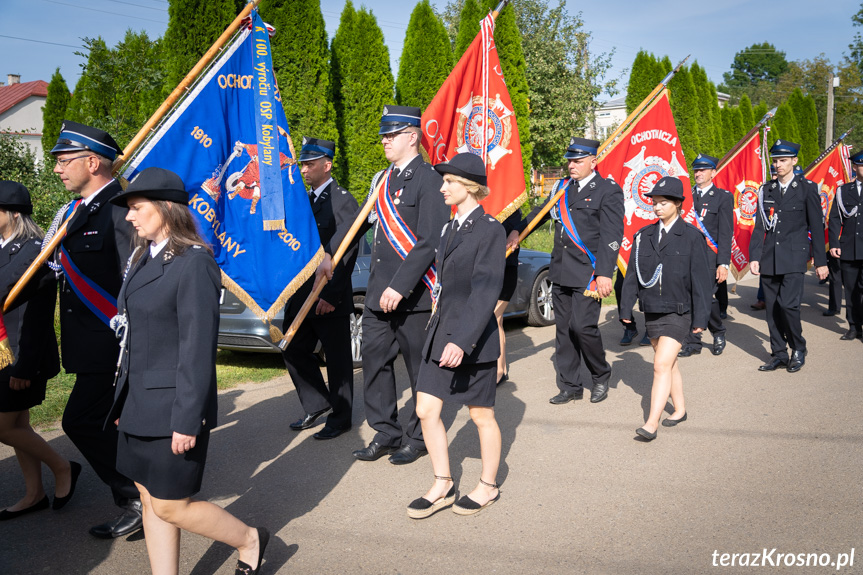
[749,140,829,373]
[319,106,449,464]
[515,137,624,404]
[49,121,142,537]
[828,151,863,341]
[679,154,734,357]
[282,138,359,440]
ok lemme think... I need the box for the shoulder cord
[634,233,662,288]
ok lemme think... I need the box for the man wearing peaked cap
[514,136,625,405]
[281,137,359,440]
[678,153,734,358]
[48,120,143,538]
[319,105,449,464]
[828,151,863,342]
[750,139,828,373]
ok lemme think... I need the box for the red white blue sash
[555,178,599,294]
[687,193,719,254]
[374,168,437,297]
[59,200,118,326]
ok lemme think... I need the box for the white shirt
[697,185,712,196]
[0,237,11,249]
[82,180,114,206]
[660,216,679,237]
[575,171,596,189]
[395,154,420,174]
[454,205,481,228]
[310,177,333,202]
[150,238,169,258]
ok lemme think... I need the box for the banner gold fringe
[0,340,14,370]
[262,220,286,231]
[494,190,528,223]
[219,245,325,343]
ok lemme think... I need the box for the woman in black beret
[407,153,506,519]
[107,167,269,575]
[619,176,712,441]
[0,181,77,520]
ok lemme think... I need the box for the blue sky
[0,0,859,99]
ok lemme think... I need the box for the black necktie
[389,168,400,197]
[444,219,460,254]
[659,228,666,246]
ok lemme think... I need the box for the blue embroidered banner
[121,10,322,326]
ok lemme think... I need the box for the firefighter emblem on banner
[455,95,514,169]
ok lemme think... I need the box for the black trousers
[361,309,428,449]
[828,254,844,314]
[716,280,728,314]
[684,276,726,348]
[615,270,639,331]
[62,372,139,507]
[761,272,806,360]
[840,259,863,331]
[282,313,354,430]
[552,284,611,392]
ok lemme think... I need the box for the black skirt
[0,376,47,413]
[498,264,518,302]
[644,312,691,344]
[417,358,497,407]
[117,430,210,500]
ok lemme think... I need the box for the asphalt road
[1,273,861,575]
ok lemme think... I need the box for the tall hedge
[738,93,755,130]
[396,0,453,110]
[41,69,71,159]
[771,103,800,148]
[454,0,482,60]
[667,64,700,165]
[787,87,820,165]
[626,51,657,115]
[690,62,719,156]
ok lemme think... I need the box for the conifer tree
[730,106,746,145]
[331,4,394,200]
[454,0,482,60]
[162,0,239,96]
[396,1,453,110]
[787,88,820,165]
[690,62,718,156]
[260,0,340,175]
[752,100,769,129]
[667,64,700,165]
[627,51,657,115]
[720,106,735,152]
[41,68,70,159]
[738,93,755,130]
[770,103,800,148]
[659,55,673,76]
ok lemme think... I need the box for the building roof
[598,96,627,110]
[0,80,48,116]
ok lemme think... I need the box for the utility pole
[825,73,839,147]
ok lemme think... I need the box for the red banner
[421,14,525,220]
[713,133,765,279]
[804,144,851,249]
[596,91,690,274]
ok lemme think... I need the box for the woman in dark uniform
[107,168,268,575]
[0,181,78,520]
[407,153,505,519]
[497,209,522,384]
[620,177,711,441]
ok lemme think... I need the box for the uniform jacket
[329,155,449,313]
[691,183,733,268]
[107,245,220,438]
[501,209,522,267]
[828,180,863,261]
[0,238,60,384]
[285,178,359,319]
[423,206,505,364]
[517,173,624,288]
[59,180,134,373]
[620,218,713,330]
[749,174,827,275]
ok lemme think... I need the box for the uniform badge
[90,202,100,212]
[403,168,413,179]
[709,190,714,196]
[84,230,98,236]
[163,250,174,262]
[383,106,389,115]
[589,181,596,189]
[659,179,666,187]
[791,181,798,188]
[394,199,400,205]
[609,241,620,251]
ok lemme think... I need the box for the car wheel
[527,269,554,326]
[351,295,364,368]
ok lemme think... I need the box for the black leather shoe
[289,407,331,431]
[677,345,701,357]
[823,308,839,316]
[53,461,82,510]
[389,444,427,465]
[751,301,766,311]
[840,329,862,341]
[712,335,726,356]
[313,425,351,440]
[352,441,396,461]
[590,382,609,403]
[89,500,143,539]
[787,350,805,373]
[549,389,583,404]
[0,495,49,521]
[661,412,687,427]
[758,358,788,372]
[719,311,728,319]
[639,334,651,346]
[619,328,638,346]
[635,427,656,441]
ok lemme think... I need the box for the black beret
[111,167,188,206]
[645,176,685,201]
[0,181,33,214]
[434,153,487,186]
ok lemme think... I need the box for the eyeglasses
[381,132,408,142]
[55,155,93,169]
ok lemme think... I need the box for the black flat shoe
[53,461,82,510]
[661,412,687,427]
[452,480,500,516]
[677,345,701,357]
[635,427,657,441]
[549,389,583,404]
[639,334,652,346]
[388,444,427,465]
[823,309,839,316]
[289,407,331,431]
[840,329,862,341]
[758,358,787,372]
[0,495,49,521]
[235,527,270,575]
[496,372,508,386]
[313,425,351,440]
[407,479,456,520]
[620,328,638,346]
[352,441,396,461]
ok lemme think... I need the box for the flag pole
[715,107,776,173]
[278,0,511,350]
[507,55,690,258]
[803,127,854,175]
[2,0,264,314]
